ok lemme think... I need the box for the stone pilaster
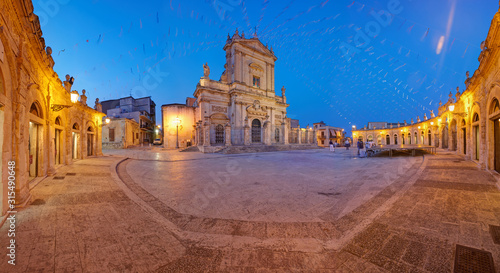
[283,123,289,145]
[225,124,232,146]
[298,128,302,144]
[203,122,210,146]
[244,125,250,145]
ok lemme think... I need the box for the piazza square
[1,0,500,272]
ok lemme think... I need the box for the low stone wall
[102,142,125,149]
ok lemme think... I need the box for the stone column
[244,125,250,145]
[203,122,211,146]
[283,123,288,145]
[225,124,232,146]
[298,128,302,144]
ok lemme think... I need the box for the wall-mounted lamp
[105,118,111,124]
[448,104,455,112]
[51,90,79,112]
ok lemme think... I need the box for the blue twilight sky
[34,0,498,131]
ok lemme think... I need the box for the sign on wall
[212,105,227,113]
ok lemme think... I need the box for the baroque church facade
[162,31,316,152]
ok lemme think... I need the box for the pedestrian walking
[357,139,364,156]
[329,140,335,152]
[345,139,350,150]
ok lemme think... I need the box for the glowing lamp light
[449,104,455,112]
[418,126,421,129]
[352,125,356,129]
[70,90,79,103]
[430,122,434,126]
[438,118,442,123]
[157,125,161,128]
[155,129,159,133]
[105,118,111,124]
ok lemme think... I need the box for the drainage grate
[318,192,341,196]
[66,173,77,176]
[454,245,496,273]
[53,176,65,180]
[31,199,45,206]
[489,225,500,245]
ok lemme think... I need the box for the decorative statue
[94,98,102,112]
[281,86,286,96]
[203,62,210,78]
[465,71,471,89]
[63,74,74,92]
[430,110,435,118]
[80,89,87,106]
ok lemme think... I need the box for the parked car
[153,138,162,145]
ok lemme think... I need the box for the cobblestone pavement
[1,148,500,272]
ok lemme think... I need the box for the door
[251,119,261,143]
[72,132,79,159]
[462,128,466,154]
[55,129,61,165]
[87,134,94,156]
[495,119,500,172]
[474,126,479,160]
[29,122,39,178]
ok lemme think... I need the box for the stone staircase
[179,146,200,152]
[217,144,320,154]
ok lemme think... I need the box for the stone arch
[72,122,80,130]
[487,96,500,172]
[29,101,44,119]
[55,116,62,126]
[393,134,398,145]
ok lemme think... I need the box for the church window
[253,76,260,88]
[275,128,280,142]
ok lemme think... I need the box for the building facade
[0,0,105,225]
[101,118,141,149]
[101,96,156,144]
[162,31,316,151]
[353,7,500,173]
[313,122,346,147]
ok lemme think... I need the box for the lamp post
[174,117,181,149]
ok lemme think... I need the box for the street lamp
[105,118,111,124]
[173,117,181,149]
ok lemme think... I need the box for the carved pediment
[246,100,268,117]
[239,39,276,59]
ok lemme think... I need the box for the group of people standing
[328,139,375,157]
[328,139,351,152]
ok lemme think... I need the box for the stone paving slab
[1,148,499,272]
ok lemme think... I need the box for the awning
[329,129,337,137]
